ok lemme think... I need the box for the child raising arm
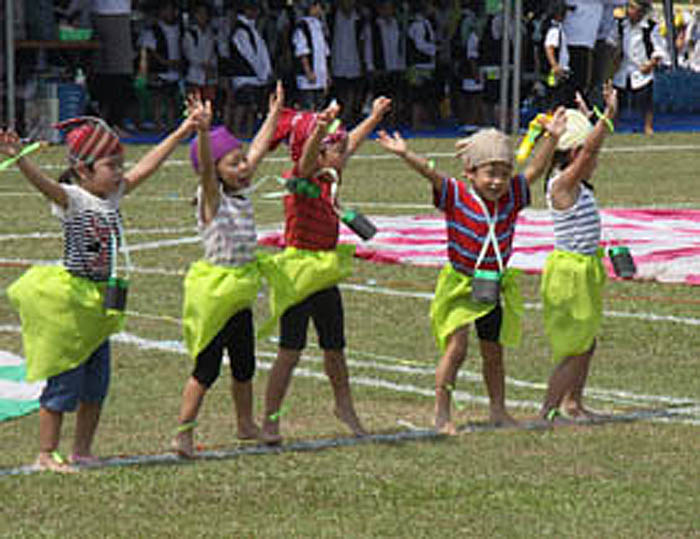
[376,109,566,434]
[258,96,391,445]
[0,108,204,472]
[174,83,284,458]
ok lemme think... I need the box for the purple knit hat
[189,126,242,173]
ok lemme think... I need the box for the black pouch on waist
[104,277,129,311]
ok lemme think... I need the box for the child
[174,82,284,458]
[226,1,273,138]
[142,0,183,132]
[376,110,567,435]
[611,0,665,135]
[539,81,618,422]
[291,0,330,110]
[0,109,205,472]
[182,2,219,106]
[543,0,574,109]
[258,96,392,445]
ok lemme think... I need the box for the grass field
[1,132,699,538]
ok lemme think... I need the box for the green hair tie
[0,141,43,171]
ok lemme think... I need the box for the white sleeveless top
[197,184,257,266]
[546,175,601,256]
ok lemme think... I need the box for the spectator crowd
[3,0,700,138]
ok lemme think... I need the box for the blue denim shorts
[39,341,111,412]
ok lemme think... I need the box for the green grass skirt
[430,263,523,353]
[6,266,125,382]
[257,245,355,339]
[182,259,262,360]
[541,249,606,361]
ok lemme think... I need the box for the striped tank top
[197,184,257,266]
[546,175,601,256]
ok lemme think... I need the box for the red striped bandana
[54,117,123,165]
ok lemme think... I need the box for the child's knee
[231,355,255,383]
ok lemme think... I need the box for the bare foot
[237,421,261,441]
[259,422,283,446]
[563,405,607,421]
[70,453,101,467]
[539,408,575,425]
[434,418,458,436]
[489,411,519,428]
[35,452,77,473]
[334,408,367,437]
[172,429,195,459]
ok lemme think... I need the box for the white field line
[1,324,697,416]
[1,271,699,328]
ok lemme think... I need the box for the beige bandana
[455,128,513,169]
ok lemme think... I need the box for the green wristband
[0,141,43,171]
[593,106,614,133]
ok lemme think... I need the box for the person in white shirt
[611,0,665,135]
[590,0,621,109]
[86,0,134,135]
[405,0,437,130]
[141,1,182,132]
[182,3,218,104]
[292,0,330,110]
[563,0,604,101]
[226,1,272,138]
[452,3,484,125]
[544,1,574,108]
[328,0,366,125]
[364,0,406,127]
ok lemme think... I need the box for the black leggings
[192,308,255,387]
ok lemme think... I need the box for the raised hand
[268,80,285,115]
[0,129,22,157]
[542,106,567,140]
[371,96,392,120]
[376,129,406,156]
[183,92,212,133]
[602,80,618,120]
[574,91,592,118]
